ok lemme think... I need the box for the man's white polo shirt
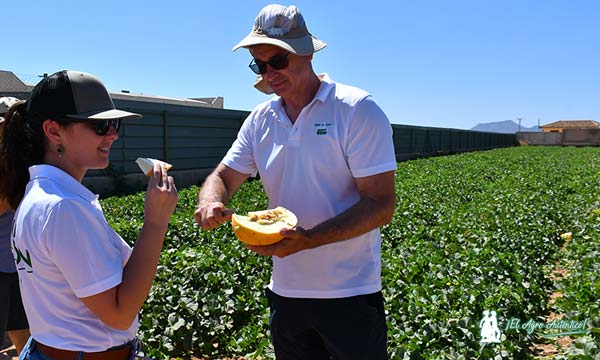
[223,74,397,298]
[12,165,136,351]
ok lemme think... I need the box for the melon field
[101,146,599,359]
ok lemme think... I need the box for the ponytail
[0,100,46,209]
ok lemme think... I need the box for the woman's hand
[144,162,178,229]
[82,162,179,330]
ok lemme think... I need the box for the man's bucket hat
[233,4,327,55]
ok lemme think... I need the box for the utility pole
[516,117,523,132]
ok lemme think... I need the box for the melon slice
[135,157,173,176]
[231,206,297,246]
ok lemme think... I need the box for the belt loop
[130,337,141,360]
[19,337,34,359]
[130,337,153,360]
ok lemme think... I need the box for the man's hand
[247,170,395,257]
[246,226,312,258]
[194,164,250,230]
[194,202,235,230]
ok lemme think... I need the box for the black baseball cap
[26,70,141,121]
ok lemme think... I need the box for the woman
[0,197,30,357]
[0,70,178,360]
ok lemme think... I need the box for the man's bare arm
[248,170,395,257]
[194,163,250,229]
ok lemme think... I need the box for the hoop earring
[57,144,64,158]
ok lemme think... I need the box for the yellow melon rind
[231,207,297,246]
[135,157,173,176]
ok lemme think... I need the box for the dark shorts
[265,288,387,360]
[0,272,29,338]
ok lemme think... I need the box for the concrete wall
[563,129,600,146]
[517,129,600,146]
[517,132,562,145]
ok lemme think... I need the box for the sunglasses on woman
[61,118,121,136]
[249,52,290,74]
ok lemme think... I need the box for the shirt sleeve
[346,96,397,178]
[44,199,126,298]
[222,112,258,177]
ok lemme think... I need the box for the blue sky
[4,0,599,130]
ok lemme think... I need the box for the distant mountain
[471,120,540,133]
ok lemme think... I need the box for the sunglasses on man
[249,52,290,75]
[61,118,121,136]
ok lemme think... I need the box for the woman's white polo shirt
[12,165,136,351]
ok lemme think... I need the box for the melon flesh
[135,157,173,176]
[231,207,297,246]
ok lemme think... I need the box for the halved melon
[135,157,173,176]
[231,206,297,246]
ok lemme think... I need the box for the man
[194,4,396,359]
[0,97,30,356]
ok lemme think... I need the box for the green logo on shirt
[316,128,327,135]
[12,221,32,272]
[13,239,32,271]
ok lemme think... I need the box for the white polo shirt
[223,74,397,298]
[12,165,136,351]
